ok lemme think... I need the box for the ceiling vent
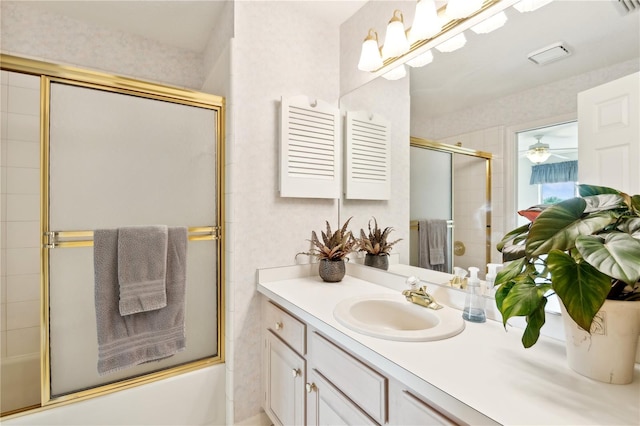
[527,42,571,65]
[615,0,640,15]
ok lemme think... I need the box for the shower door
[45,79,223,401]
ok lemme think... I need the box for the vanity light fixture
[406,49,434,68]
[470,11,508,34]
[381,10,410,60]
[358,29,384,71]
[445,0,484,19]
[408,0,442,43]
[513,0,554,13]
[356,0,514,78]
[435,32,467,53]
[382,64,407,80]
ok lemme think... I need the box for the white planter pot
[560,300,640,384]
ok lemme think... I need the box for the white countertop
[257,264,640,425]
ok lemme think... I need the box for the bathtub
[1,353,41,415]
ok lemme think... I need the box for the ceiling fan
[524,135,570,164]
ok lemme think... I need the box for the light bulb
[382,10,410,60]
[406,50,434,68]
[357,29,383,72]
[382,65,407,80]
[408,0,442,43]
[435,33,466,53]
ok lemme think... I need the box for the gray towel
[118,225,168,315]
[94,227,187,376]
[428,219,447,267]
[417,219,448,272]
[417,220,432,270]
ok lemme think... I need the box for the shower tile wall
[0,70,41,360]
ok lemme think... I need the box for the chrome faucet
[402,276,443,310]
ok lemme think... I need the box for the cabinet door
[306,369,378,426]
[264,331,306,426]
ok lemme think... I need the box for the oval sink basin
[334,294,465,342]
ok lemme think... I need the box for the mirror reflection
[343,1,639,286]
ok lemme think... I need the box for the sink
[333,294,465,342]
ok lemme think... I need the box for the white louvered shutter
[345,110,391,200]
[279,96,341,198]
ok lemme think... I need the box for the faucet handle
[405,276,420,290]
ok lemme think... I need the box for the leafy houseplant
[496,184,640,350]
[357,217,401,270]
[300,217,357,282]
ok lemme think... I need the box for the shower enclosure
[1,55,225,416]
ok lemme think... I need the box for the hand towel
[117,225,168,315]
[428,219,448,270]
[94,227,187,376]
[417,220,432,270]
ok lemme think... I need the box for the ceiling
[21,0,369,52]
[410,1,640,121]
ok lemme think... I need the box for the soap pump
[462,267,486,323]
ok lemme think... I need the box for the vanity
[258,263,640,425]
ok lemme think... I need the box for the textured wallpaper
[1,1,204,89]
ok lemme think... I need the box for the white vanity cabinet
[262,300,307,426]
[262,297,465,426]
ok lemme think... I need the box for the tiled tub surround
[1,70,41,413]
[258,263,640,425]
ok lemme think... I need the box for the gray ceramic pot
[318,259,346,282]
[364,253,389,270]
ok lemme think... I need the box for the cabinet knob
[305,382,317,393]
[274,321,283,330]
[291,368,301,378]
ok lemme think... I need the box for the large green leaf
[583,194,627,213]
[526,198,616,257]
[494,257,527,289]
[497,223,530,253]
[547,250,611,332]
[576,233,640,285]
[498,276,549,328]
[522,297,547,348]
[578,184,619,197]
[618,218,640,238]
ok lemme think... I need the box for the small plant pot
[318,259,345,282]
[364,254,389,270]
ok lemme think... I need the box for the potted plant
[495,184,640,384]
[300,217,357,282]
[357,217,402,271]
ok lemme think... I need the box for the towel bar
[44,226,219,249]
[410,220,454,230]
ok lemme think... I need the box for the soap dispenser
[462,267,486,323]
[485,263,503,296]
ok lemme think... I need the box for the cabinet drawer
[307,368,379,426]
[309,331,387,424]
[264,300,306,355]
[391,388,458,425]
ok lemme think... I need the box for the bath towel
[117,225,168,315]
[428,219,448,270]
[94,227,187,376]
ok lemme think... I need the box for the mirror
[340,0,640,284]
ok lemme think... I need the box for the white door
[578,72,639,194]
